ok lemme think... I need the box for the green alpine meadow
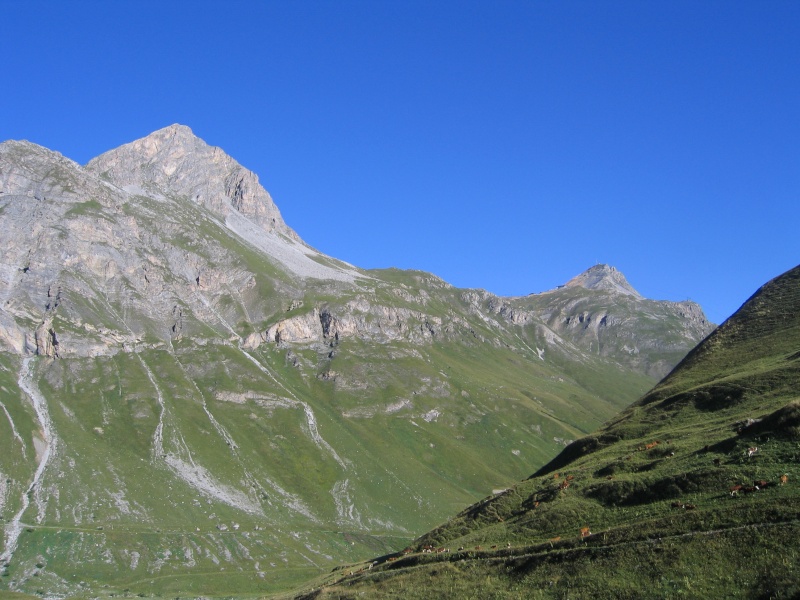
[4,126,794,599]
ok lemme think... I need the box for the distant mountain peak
[562,264,642,298]
[160,122,194,136]
[86,125,299,240]
[140,123,202,149]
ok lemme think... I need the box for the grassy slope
[0,291,667,599]
[304,265,800,599]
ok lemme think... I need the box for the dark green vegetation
[303,265,800,599]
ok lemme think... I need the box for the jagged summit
[561,264,642,298]
[86,124,299,240]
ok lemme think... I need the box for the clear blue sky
[3,1,798,324]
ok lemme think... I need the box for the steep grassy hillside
[304,265,800,599]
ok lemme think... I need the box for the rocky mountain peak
[562,264,642,298]
[85,124,299,240]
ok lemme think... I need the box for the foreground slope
[306,265,800,599]
[0,126,711,597]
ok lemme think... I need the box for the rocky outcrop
[34,317,59,357]
[247,299,465,350]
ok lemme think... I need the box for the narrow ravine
[1,357,56,566]
[0,399,27,459]
[136,354,165,460]
[169,353,318,521]
[238,347,348,469]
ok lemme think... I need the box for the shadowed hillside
[301,265,800,599]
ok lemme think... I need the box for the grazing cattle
[747,447,759,458]
[754,480,769,489]
[490,545,498,549]
[781,474,789,485]
[475,546,482,551]
[559,479,571,490]
[671,501,685,509]
[713,458,722,466]
[730,484,743,496]
[644,441,660,451]
[683,503,696,510]
[553,473,560,480]
[549,536,561,542]
[566,475,575,482]
[534,501,540,508]
[506,542,512,548]
[580,527,591,538]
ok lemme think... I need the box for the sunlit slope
[306,265,800,599]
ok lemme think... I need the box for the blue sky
[2,1,798,324]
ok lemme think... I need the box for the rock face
[0,126,716,598]
[86,124,297,239]
[562,263,642,297]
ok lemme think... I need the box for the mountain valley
[0,125,715,598]
[305,265,800,599]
